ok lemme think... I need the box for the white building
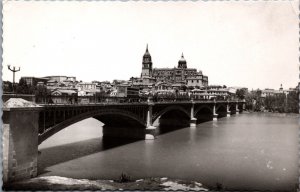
[76,82,98,96]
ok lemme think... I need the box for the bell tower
[141,44,153,78]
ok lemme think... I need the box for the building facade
[139,46,208,87]
[76,82,98,96]
[20,76,49,86]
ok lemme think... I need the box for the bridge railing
[35,95,150,105]
[34,95,244,105]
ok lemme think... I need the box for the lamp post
[8,65,20,93]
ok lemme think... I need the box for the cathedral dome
[179,53,186,63]
[178,53,187,68]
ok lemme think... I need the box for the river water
[38,112,299,191]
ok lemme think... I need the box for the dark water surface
[38,113,299,191]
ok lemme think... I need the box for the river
[38,112,298,191]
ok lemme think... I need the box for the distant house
[47,79,58,87]
[76,82,98,96]
[155,81,172,91]
[190,85,231,100]
[110,90,117,97]
[50,89,78,104]
[51,89,77,96]
[44,76,68,83]
[43,76,77,83]
[261,84,296,98]
[261,89,275,98]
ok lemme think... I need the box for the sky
[2,1,299,90]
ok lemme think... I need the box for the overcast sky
[3,1,298,90]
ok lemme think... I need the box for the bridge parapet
[34,95,244,105]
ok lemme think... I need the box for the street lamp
[8,65,20,93]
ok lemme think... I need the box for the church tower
[141,44,153,78]
[178,53,187,69]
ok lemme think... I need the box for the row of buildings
[17,45,239,100]
[20,75,112,96]
[260,84,298,97]
[19,74,229,99]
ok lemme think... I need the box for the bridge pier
[190,102,197,127]
[3,105,41,185]
[146,101,156,140]
[213,104,218,121]
[236,103,240,114]
[145,126,156,140]
[190,118,197,127]
[227,103,231,117]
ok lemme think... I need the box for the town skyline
[3,1,298,90]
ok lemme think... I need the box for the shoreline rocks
[4,176,209,191]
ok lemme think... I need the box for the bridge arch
[216,104,227,118]
[38,108,146,144]
[194,105,213,123]
[194,105,213,116]
[152,105,190,123]
[216,104,227,113]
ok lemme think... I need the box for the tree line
[3,79,49,97]
[236,88,299,113]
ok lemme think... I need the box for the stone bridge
[3,99,244,184]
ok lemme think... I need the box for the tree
[15,78,41,95]
[36,85,48,96]
[3,81,13,93]
[244,90,263,111]
[16,78,29,94]
[236,88,247,100]
[287,91,299,113]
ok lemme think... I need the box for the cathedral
[139,45,208,88]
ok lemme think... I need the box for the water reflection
[156,125,186,135]
[38,136,140,174]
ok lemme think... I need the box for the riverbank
[246,110,300,116]
[245,109,299,115]
[4,176,209,191]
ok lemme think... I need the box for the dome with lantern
[178,53,187,69]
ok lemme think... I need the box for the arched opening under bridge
[195,106,213,123]
[38,109,146,145]
[38,113,145,176]
[154,106,191,135]
[216,105,227,118]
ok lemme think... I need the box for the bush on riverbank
[115,173,132,183]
